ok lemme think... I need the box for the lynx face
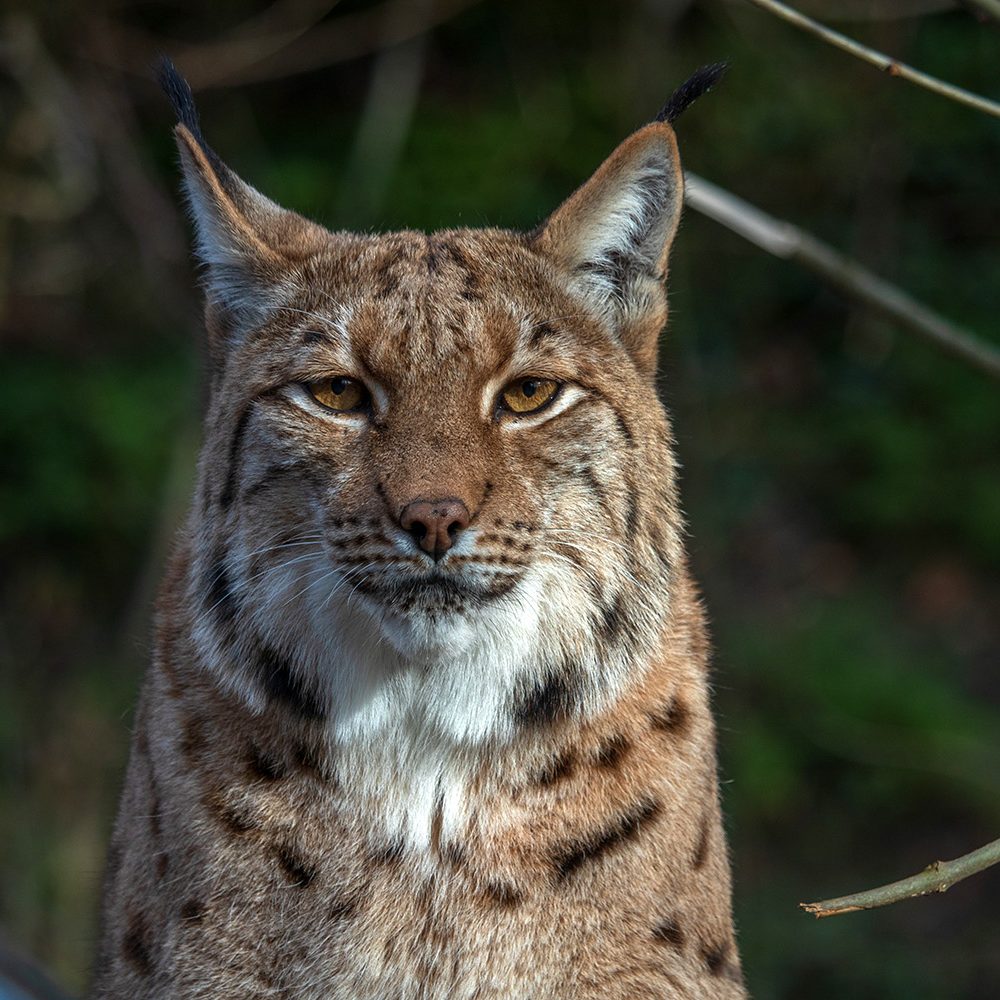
[174,93,686,747]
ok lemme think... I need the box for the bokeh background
[1,0,998,995]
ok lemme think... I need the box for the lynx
[90,60,745,999]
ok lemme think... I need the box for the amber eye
[499,377,560,415]
[305,376,370,413]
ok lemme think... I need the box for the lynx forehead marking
[528,320,559,346]
[373,254,401,300]
[433,237,482,301]
[301,327,330,345]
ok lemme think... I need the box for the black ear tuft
[655,62,728,125]
[156,56,204,141]
[156,55,227,174]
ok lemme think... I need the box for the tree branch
[742,0,1000,119]
[94,0,482,89]
[684,173,1000,379]
[963,0,1000,24]
[801,836,1000,918]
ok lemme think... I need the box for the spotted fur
[90,63,745,999]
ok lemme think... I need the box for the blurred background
[1,0,998,996]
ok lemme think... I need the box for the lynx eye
[305,376,369,413]
[500,378,560,415]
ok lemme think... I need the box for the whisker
[202,550,327,619]
[238,533,327,560]
[270,562,348,616]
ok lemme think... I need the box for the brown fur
[91,82,746,999]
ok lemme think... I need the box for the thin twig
[684,173,1000,379]
[801,836,1000,917]
[742,0,1000,119]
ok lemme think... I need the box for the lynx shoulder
[90,60,745,999]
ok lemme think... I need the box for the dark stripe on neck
[596,590,627,646]
[552,795,661,880]
[251,640,327,721]
[514,666,580,727]
[204,547,239,626]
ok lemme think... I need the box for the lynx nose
[399,498,470,561]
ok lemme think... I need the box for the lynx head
[162,60,723,746]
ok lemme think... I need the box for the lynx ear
[534,64,726,374]
[158,58,325,348]
[533,123,683,374]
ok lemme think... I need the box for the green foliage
[0,354,193,545]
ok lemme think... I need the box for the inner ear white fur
[174,125,321,343]
[533,123,684,372]
[183,181,293,333]
[567,150,680,311]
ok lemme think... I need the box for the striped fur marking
[552,796,661,881]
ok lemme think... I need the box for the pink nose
[399,498,471,561]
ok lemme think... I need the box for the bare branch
[962,0,1000,24]
[742,0,1000,119]
[795,1,971,21]
[684,173,1000,380]
[336,0,430,220]
[93,0,482,90]
[801,836,1000,918]
[132,0,342,90]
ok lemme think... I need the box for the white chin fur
[241,551,560,744]
[199,543,643,851]
[374,603,485,659]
